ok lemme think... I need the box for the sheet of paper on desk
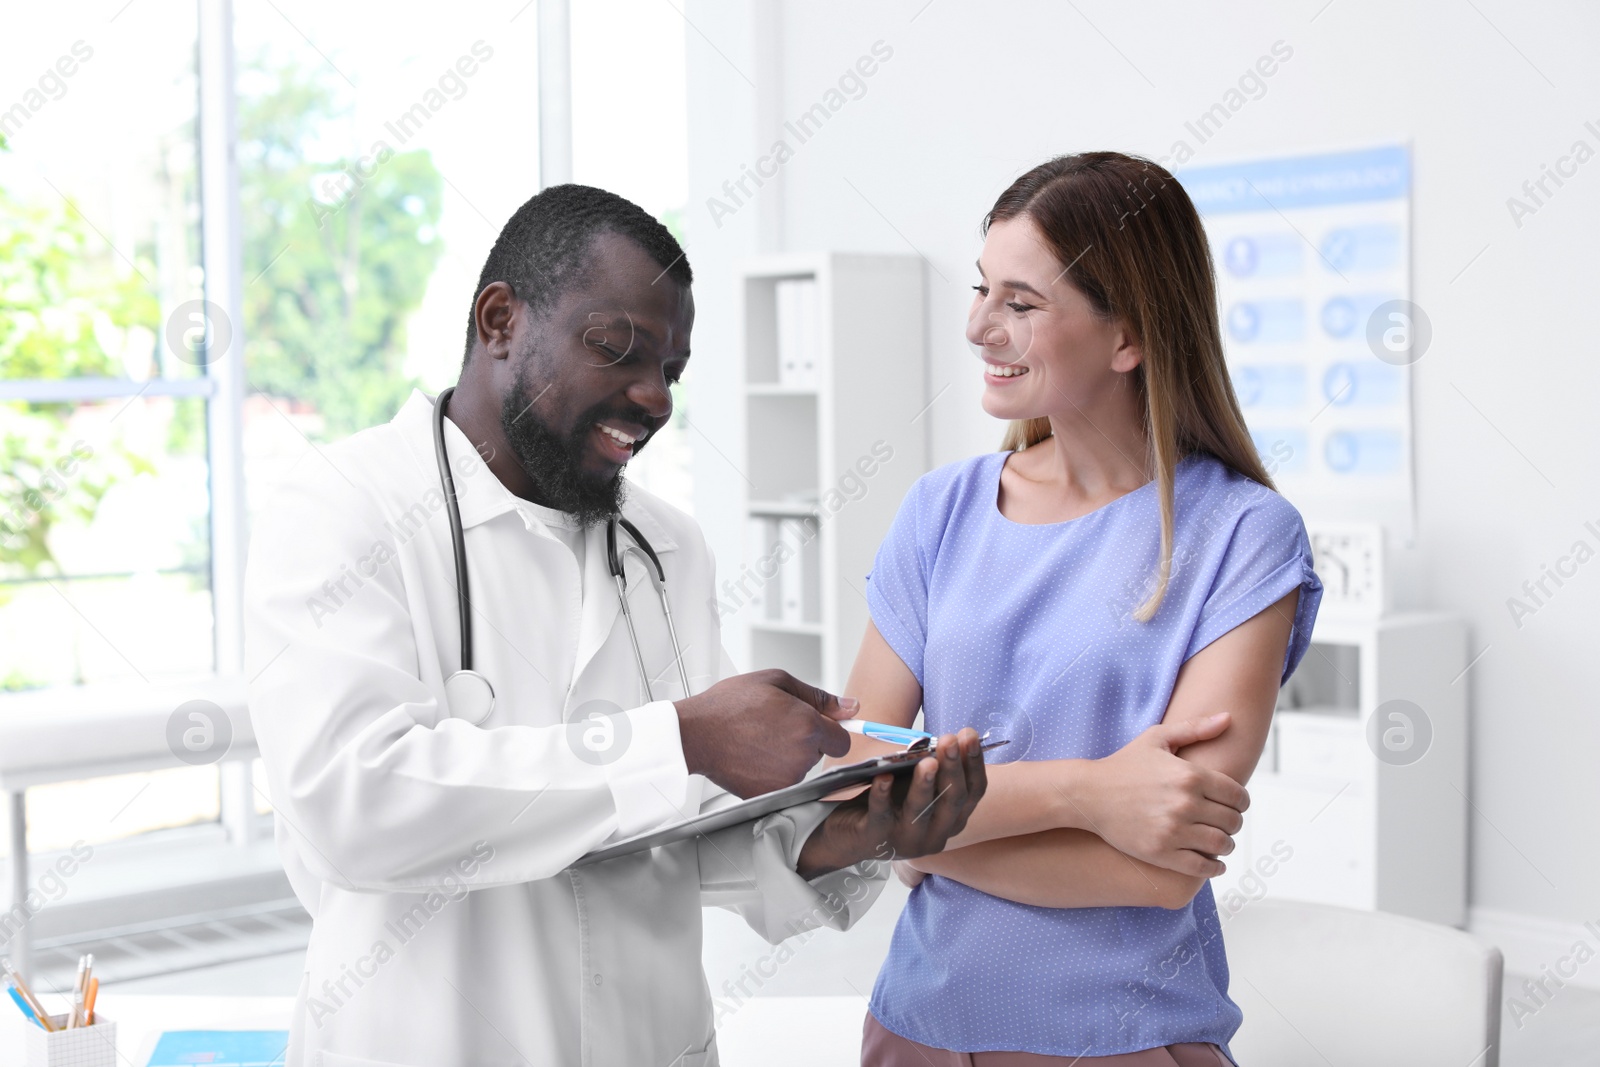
[145,1030,288,1066]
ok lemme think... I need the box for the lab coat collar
[393,388,678,553]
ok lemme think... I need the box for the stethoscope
[433,387,690,725]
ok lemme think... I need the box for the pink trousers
[862,1013,1235,1067]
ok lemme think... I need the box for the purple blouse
[865,450,1322,1057]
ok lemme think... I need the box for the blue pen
[7,983,43,1029]
[840,719,937,746]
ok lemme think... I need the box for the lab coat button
[593,973,603,986]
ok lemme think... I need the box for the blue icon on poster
[1322,297,1358,338]
[1322,230,1356,272]
[1323,363,1358,406]
[1234,364,1306,408]
[1320,223,1401,273]
[1228,303,1260,342]
[1225,237,1259,277]
[1220,233,1303,278]
[1322,293,1399,341]
[1227,300,1304,344]
[1321,362,1403,407]
[1325,432,1360,472]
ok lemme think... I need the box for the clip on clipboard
[573,735,1009,867]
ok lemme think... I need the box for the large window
[228,0,692,517]
[2,0,691,860]
[232,1,540,524]
[1,4,211,692]
[0,3,222,851]
[570,0,692,514]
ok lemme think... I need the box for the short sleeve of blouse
[1184,491,1324,683]
[865,476,935,687]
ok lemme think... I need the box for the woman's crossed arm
[839,589,1299,909]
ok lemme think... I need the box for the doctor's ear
[474,282,520,361]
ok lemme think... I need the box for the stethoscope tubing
[435,387,475,671]
[433,387,686,719]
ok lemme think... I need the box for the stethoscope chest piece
[444,668,496,725]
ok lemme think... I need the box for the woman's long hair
[988,152,1271,621]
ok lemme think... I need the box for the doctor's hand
[674,669,855,798]
[1076,713,1249,878]
[795,728,987,881]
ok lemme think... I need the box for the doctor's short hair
[463,184,692,362]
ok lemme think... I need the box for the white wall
[684,0,1600,933]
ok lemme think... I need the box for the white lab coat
[244,390,884,1067]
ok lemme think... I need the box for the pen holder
[24,1016,116,1067]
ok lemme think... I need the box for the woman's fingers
[1184,825,1235,858]
[1196,766,1250,812]
[961,729,986,785]
[933,734,970,823]
[1149,712,1230,751]
[1171,850,1227,880]
[1193,798,1246,836]
[1146,824,1234,868]
[946,733,983,836]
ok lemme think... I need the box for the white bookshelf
[1214,612,1470,927]
[733,253,927,691]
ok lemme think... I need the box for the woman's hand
[886,594,1298,910]
[1073,712,1249,879]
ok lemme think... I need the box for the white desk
[0,994,871,1066]
[0,994,293,1065]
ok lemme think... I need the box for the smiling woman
[978,156,1275,621]
[842,153,1324,1064]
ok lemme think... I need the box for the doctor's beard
[499,356,634,528]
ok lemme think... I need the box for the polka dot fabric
[864,450,1322,1058]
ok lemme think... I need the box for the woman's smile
[983,361,1031,381]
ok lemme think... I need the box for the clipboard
[573,737,1008,867]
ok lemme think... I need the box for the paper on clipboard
[572,737,1008,867]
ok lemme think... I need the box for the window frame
[0,0,252,864]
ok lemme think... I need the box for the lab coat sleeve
[244,455,691,893]
[697,801,889,945]
[692,640,887,942]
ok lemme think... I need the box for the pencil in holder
[24,1015,117,1067]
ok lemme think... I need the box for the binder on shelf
[746,516,777,621]
[778,518,805,623]
[776,516,820,624]
[775,278,819,389]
